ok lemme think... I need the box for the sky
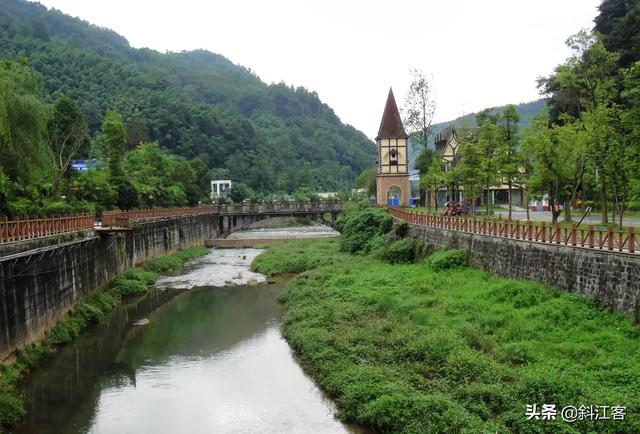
[36,0,602,138]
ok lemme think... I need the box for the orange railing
[0,202,343,243]
[388,207,638,254]
[0,212,95,244]
[101,202,342,228]
[102,206,218,227]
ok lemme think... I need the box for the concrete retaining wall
[0,215,219,359]
[406,222,640,316]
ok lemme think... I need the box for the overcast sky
[36,0,601,138]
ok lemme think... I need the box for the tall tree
[595,0,640,67]
[496,105,520,220]
[538,31,619,223]
[477,122,501,215]
[354,168,377,197]
[0,61,49,187]
[46,95,88,198]
[421,159,446,212]
[413,148,434,205]
[521,115,587,223]
[403,68,436,150]
[99,110,127,178]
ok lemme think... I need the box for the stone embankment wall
[0,215,218,359]
[406,222,640,317]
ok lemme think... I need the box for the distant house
[211,180,232,200]
[428,126,526,209]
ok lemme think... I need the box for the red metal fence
[101,202,341,228]
[0,213,95,244]
[0,202,343,244]
[102,206,218,227]
[389,207,638,254]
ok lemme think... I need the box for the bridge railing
[102,206,218,227]
[388,207,637,254]
[102,201,342,228]
[0,212,95,244]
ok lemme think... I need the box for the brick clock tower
[376,88,410,206]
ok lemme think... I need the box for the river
[13,229,359,434]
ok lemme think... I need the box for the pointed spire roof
[376,88,408,139]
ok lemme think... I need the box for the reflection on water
[13,248,356,434]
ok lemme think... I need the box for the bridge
[0,201,341,245]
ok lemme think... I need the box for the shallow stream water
[12,232,356,434]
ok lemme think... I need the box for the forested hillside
[430,99,546,143]
[408,99,546,167]
[0,0,374,194]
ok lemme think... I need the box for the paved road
[493,210,640,227]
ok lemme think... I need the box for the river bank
[0,246,210,430]
[251,237,640,433]
[7,227,358,434]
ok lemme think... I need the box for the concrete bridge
[211,202,340,236]
[100,201,341,236]
[0,201,342,359]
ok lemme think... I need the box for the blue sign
[70,159,98,172]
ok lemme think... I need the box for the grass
[0,246,209,430]
[252,238,640,433]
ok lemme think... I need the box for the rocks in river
[133,318,150,326]
[233,272,242,280]
[247,278,258,287]
[242,255,247,260]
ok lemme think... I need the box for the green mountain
[430,99,546,139]
[0,0,375,192]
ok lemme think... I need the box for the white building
[211,180,232,200]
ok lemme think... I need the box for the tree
[595,0,640,67]
[476,122,501,215]
[229,182,253,203]
[99,110,127,178]
[403,68,436,150]
[413,148,434,205]
[454,136,484,208]
[496,105,520,220]
[421,159,446,212]
[0,61,49,187]
[621,63,640,215]
[521,115,587,223]
[538,31,619,223]
[46,95,88,198]
[354,168,376,197]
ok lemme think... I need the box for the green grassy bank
[0,246,208,429]
[252,238,640,433]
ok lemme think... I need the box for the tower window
[389,148,398,165]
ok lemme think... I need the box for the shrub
[0,392,25,426]
[339,209,393,254]
[378,238,416,264]
[122,267,158,285]
[428,249,468,271]
[143,255,182,272]
[48,316,85,344]
[112,277,148,296]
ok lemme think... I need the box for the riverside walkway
[389,207,638,255]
